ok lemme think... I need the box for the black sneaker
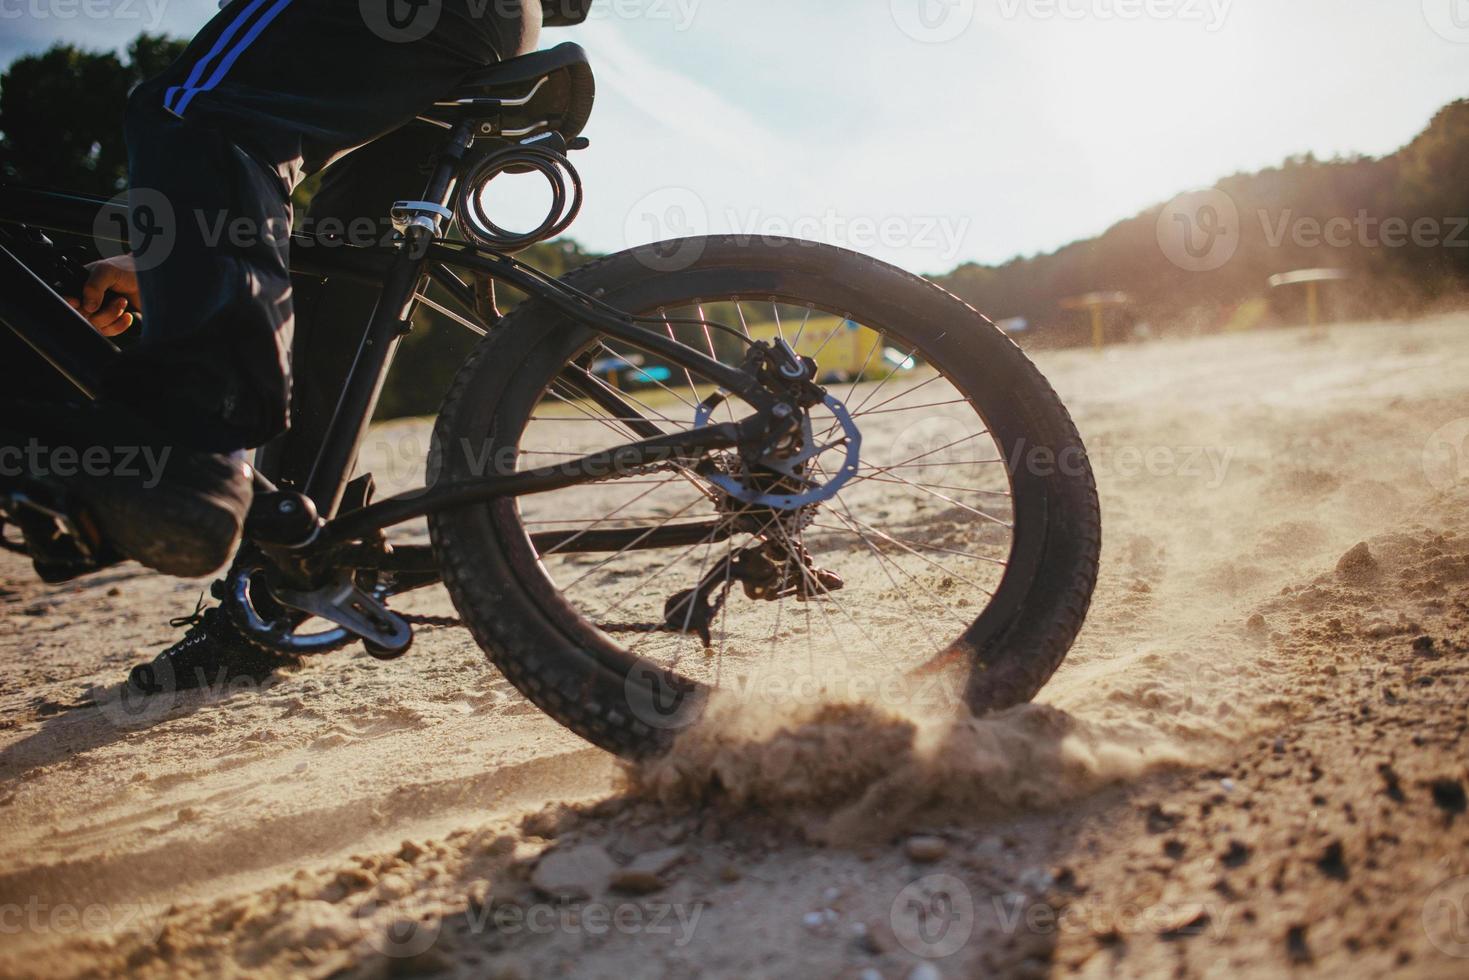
[128,605,302,694]
[4,399,253,579]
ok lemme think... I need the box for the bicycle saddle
[424,42,595,143]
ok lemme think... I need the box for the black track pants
[115,0,539,453]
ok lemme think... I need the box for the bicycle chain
[384,453,812,640]
[400,613,466,630]
[381,456,703,638]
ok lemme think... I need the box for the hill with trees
[3,37,1466,412]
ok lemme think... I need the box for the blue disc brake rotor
[693,394,862,510]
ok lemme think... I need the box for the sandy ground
[2,313,1468,979]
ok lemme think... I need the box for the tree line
[3,37,1466,412]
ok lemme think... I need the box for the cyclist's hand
[66,255,141,337]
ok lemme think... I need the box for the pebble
[905,836,948,863]
[1430,778,1467,814]
[1017,867,1054,892]
[909,963,943,980]
[625,846,685,878]
[609,868,667,895]
[531,844,617,900]
[1336,542,1379,581]
[857,919,895,954]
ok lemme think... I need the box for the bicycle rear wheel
[429,237,1100,758]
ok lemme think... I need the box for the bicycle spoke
[509,288,1022,707]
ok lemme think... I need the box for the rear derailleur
[603,537,844,648]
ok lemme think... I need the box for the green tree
[0,35,187,194]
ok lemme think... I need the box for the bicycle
[0,42,1101,758]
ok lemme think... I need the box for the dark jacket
[543,0,594,26]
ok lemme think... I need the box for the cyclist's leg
[257,2,544,489]
[124,0,541,685]
[257,122,477,488]
[115,0,540,454]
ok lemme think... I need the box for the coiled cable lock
[455,132,587,252]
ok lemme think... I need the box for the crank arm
[273,575,413,657]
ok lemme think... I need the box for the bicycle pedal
[1,485,120,583]
[271,574,413,658]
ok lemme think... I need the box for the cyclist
[23,0,593,692]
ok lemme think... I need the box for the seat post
[391,120,476,241]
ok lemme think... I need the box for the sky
[3,0,1468,273]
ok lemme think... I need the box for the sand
[2,312,1467,978]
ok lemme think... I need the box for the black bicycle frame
[0,175,785,571]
